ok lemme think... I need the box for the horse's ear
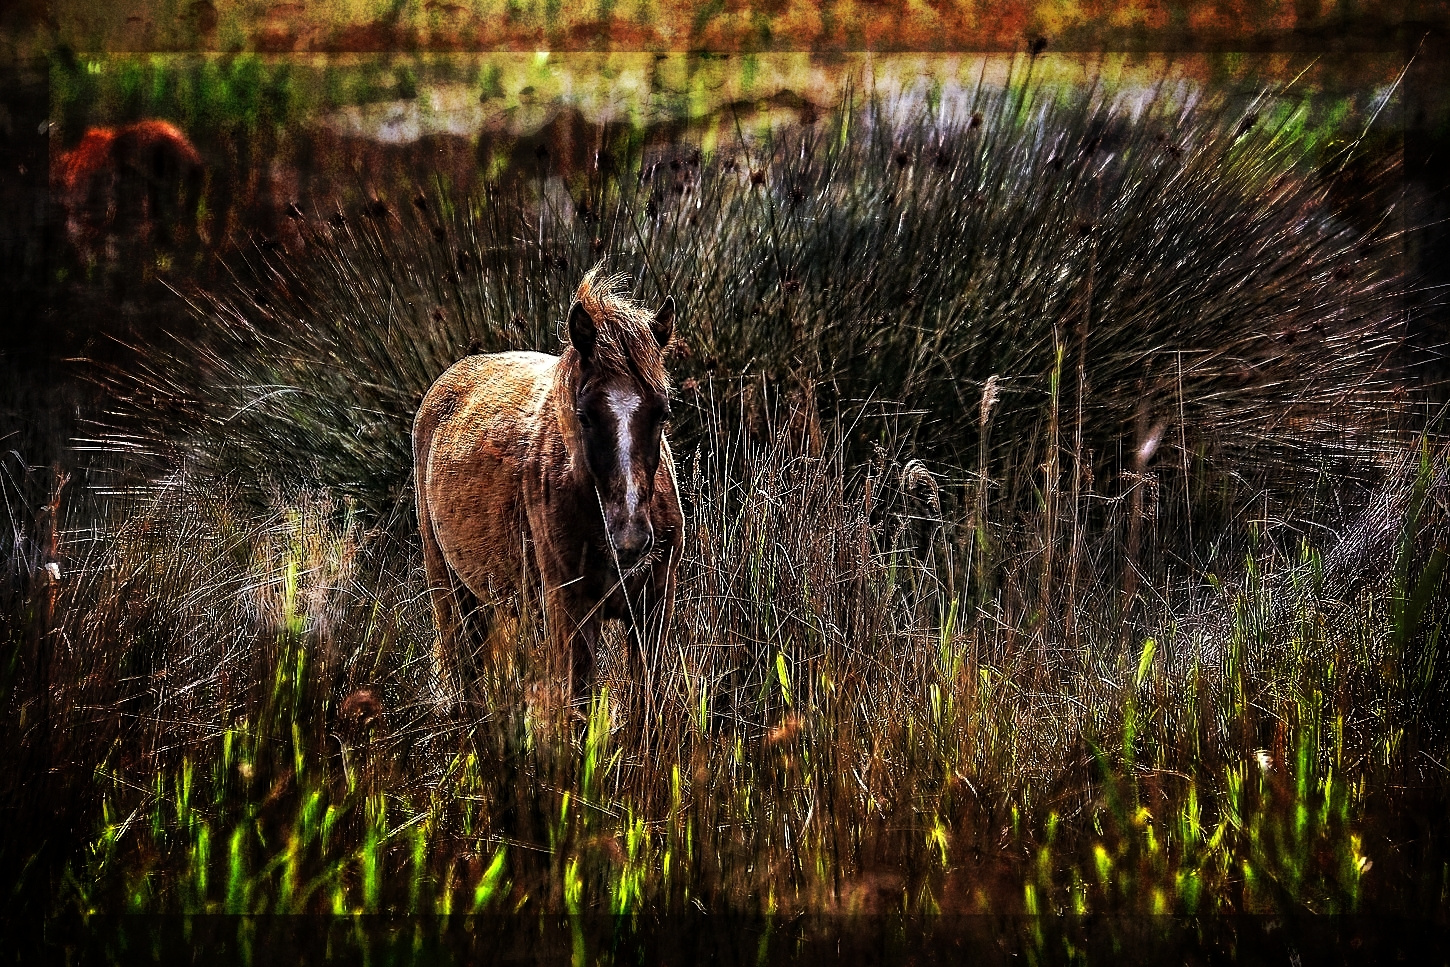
[568,301,596,361]
[652,296,675,348]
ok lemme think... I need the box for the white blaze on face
[606,386,643,516]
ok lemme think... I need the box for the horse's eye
[576,410,591,428]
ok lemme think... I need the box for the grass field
[5,57,1449,961]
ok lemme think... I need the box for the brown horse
[413,267,683,714]
[54,120,205,258]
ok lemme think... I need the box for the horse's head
[565,281,675,570]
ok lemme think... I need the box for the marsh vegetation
[6,58,1448,960]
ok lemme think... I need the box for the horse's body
[414,269,682,711]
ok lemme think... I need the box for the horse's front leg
[625,554,679,679]
[620,561,678,755]
[542,583,600,708]
[567,613,600,707]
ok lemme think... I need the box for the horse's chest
[526,473,597,549]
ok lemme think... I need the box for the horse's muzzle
[610,520,655,568]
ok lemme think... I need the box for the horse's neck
[542,375,589,484]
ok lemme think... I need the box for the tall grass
[96,65,1416,607]
[8,63,1449,959]
[36,402,1450,927]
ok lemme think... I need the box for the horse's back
[415,351,560,597]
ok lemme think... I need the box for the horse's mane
[559,265,671,398]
